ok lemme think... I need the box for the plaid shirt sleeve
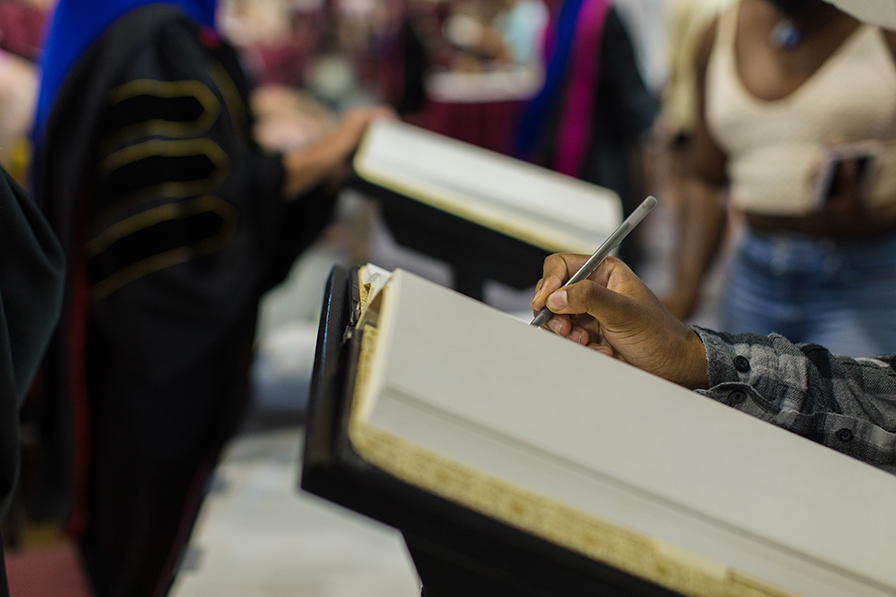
[692,327,896,474]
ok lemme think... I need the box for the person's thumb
[547,278,637,328]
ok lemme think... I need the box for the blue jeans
[720,229,896,357]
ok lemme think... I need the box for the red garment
[425,99,524,156]
[0,1,49,61]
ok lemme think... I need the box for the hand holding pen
[531,196,657,327]
[530,222,710,389]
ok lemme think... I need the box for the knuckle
[577,278,600,296]
[604,255,623,267]
[567,280,597,305]
[603,255,629,274]
[543,253,565,273]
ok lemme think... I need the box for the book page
[356,264,392,325]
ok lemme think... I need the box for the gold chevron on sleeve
[98,137,229,201]
[87,195,239,300]
[103,78,221,144]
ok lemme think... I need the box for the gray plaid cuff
[690,326,787,419]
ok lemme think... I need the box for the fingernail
[570,329,584,344]
[547,290,568,311]
[548,319,562,334]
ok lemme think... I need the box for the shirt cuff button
[728,390,747,405]
[734,355,751,373]
[836,428,854,442]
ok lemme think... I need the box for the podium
[346,120,621,300]
[300,266,679,597]
[300,265,896,597]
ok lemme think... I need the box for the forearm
[692,327,896,473]
[665,17,729,318]
[281,106,393,201]
[668,176,727,308]
[280,124,358,200]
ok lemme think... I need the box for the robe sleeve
[0,167,64,515]
[85,21,334,383]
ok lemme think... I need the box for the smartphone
[811,141,881,208]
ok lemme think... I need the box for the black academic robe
[32,5,334,596]
[0,167,65,595]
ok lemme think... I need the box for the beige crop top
[705,3,896,215]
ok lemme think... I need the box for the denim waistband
[741,227,896,272]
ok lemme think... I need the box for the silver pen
[530,195,658,327]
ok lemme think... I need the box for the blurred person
[368,0,434,117]
[218,0,323,87]
[516,0,660,270]
[0,164,64,596]
[0,0,50,62]
[657,0,733,208]
[441,0,509,70]
[661,0,733,148]
[664,0,896,357]
[30,1,390,596]
[0,50,37,180]
[613,0,669,93]
[0,0,51,180]
[441,0,547,72]
[495,0,550,68]
[251,84,335,153]
[218,0,292,46]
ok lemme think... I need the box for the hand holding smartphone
[810,141,881,209]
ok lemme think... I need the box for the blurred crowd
[3,0,896,596]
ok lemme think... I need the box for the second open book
[352,120,621,254]
[348,266,896,597]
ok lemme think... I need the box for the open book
[342,266,896,597]
[352,119,621,255]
